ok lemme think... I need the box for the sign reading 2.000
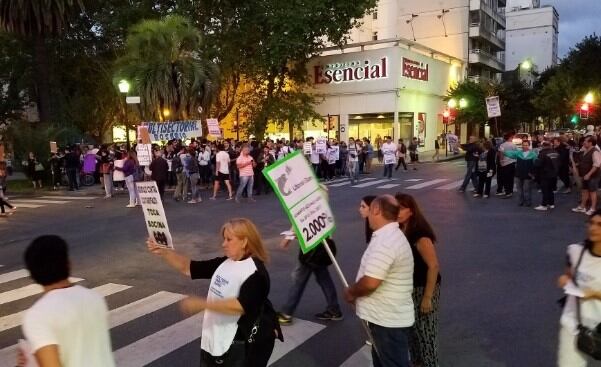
[263,151,335,254]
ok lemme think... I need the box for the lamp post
[235,108,240,141]
[118,79,131,150]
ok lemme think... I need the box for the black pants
[66,168,78,190]
[557,168,570,189]
[200,337,275,367]
[476,171,492,196]
[0,197,14,213]
[167,171,176,187]
[501,163,516,194]
[156,180,166,199]
[540,177,555,206]
[396,157,408,171]
[199,165,211,185]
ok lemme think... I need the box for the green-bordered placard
[263,150,336,254]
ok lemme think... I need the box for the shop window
[349,113,394,142]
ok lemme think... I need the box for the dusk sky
[542,0,601,57]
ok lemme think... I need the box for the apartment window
[372,31,378,41]
[373,11,378,20]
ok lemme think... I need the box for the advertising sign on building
[314,57,388,85]
[263,151,335,253]
[136,181,174,249]
[145,120,203,141]
[485,96,502,118]
[206,118,222,137]
[416,113,427,147]
[402,57,429,81]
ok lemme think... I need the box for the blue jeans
[369,322,411,367]
[348,161,359,184]
[517,178,532,205]
[236,175,254,200]
[460,160,478,191]
[281,261,340,315]
[383,164,393,179]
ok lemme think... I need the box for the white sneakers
[572,206,586,213]
[126,204,136,208]
[534,205,548,211]
[586,209,596,216]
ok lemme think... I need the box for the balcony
[469,23,505,50]
[470,0,506,29]
[469,48,505,72]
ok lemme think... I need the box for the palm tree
[116,15,219,121]
[0,0,85,123]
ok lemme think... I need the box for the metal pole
[236,108,240,141]
[124,99,131,151]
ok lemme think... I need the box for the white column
[339,114,349,142]
[393,111,400,142]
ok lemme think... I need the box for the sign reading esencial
[136,181,174,249]
[485,96,502,118]
[145,120,202,141]
[263,151,335,253]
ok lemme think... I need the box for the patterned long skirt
[409,284,441,367]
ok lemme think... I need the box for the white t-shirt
[22,285,115,367]
[381,142,397,165]
[310,147,320,164]
[201,257,258,356]
[355,222,414,328]
[216,151,230,174]
[499,141,517,166]
[561,244,601,334]
[348,144,359,162]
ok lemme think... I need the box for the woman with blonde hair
[147,218,282,367]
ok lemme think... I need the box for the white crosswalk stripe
[0,277,84,305]
[405,179,424,182]
[376,184,401,189]
[39,196,98,200]
[6,195,101,211]
[328,177,376,187]
[7,203,42,209]
[0,269,29,284]
[351,179,394,188]
[340,345,372,367]
[11,199,70,204]
[435,179,464,190]
[405,179,449,190]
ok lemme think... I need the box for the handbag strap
[247,303,264,344]
[573,244,588,327]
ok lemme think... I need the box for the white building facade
[304,42,464,151]
[504,3,559,71]
[347,0,507,83]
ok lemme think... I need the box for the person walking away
[99,149,113,198]
[344,195,414,367]
[432,137,441,162]
[474,141,496,198]
[395,139,408,171]
[347,138,360,185]
[496,133,517,198]
[395,193,441,367]
[183,147,201,204]
[534,141,560,211]
[277,235,344,324]
[459,136,480,193]
[554,137,572,194]
[503,141,537,206]
[573,136,601,216]
[149,149,169,199]
[211,144,234,200]
[64,147,79,191]
[235,144,256,203]
[16,235,114,367]
[381,136,397,179]
[115,151,139,208]
[409,138,419,170]
[146,219,282,367]
[556,211,601,366]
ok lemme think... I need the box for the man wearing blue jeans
[345,195,415,367]
[277,236,343,324]
[459,136,480,192]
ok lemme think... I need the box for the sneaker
[187,199,198,204]
[549,205,555,209]
[586,209,596,216]
[483,195,489,198]
[503,193,513,198]
[314,310,344,321]
[209,197,216,200]
[458,189,465,193]
[561,189,572,194]
[495,192,505,196]
[126,204,136,208]
[572,206,586,213]
[277,312,293,325]
[534,205,548,211]
[473,194,481,198]
[226,197,234,201]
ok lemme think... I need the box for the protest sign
[136,181,173,249]
[316,138,327,154]
[303,142,312,155]
[49,141,57,153]
[485,96,501,118]
[263,150,335,254]
[206,118,222,137]
[145,120,202,141]
[137,126,151,144]
[136,144,152,166]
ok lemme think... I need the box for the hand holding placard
[136,181,174,249]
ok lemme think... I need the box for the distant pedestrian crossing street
[0,265,372,367]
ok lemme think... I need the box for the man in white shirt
[380,136,397,179]
[18,235,114,367]
[345,195,414,367]
[211,143,234,200]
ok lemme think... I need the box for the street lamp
[520,60,532,71]
[448,98,457,109]
[459,98,468,109]
[163,108,170,119]
[118,80,131,149]
[585,92,594,104]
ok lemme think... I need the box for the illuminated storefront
[305,43,464,150]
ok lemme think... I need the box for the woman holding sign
[147,218,282,367]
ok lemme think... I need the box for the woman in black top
[395,193,441,367]
[358,195,376,244]
[147,218,282,367]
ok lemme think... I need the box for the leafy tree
[0,0,84,123]
[499,80,537,132]
[445,80,488,134]
[115,15,219,121]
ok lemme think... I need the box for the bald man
[345,195,414,367]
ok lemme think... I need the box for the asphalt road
[0,159,587,366]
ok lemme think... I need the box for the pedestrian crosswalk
[4,195,99,210]
[322,175,470,192]
[0,266,356,367]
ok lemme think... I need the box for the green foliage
[499,80,537,132]
[445,80,488,126]
[115,15,219,120]
[0,0,84,36]
[5,122,82,164]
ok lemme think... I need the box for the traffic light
[580,103,590,120]
[443,110,450,124]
